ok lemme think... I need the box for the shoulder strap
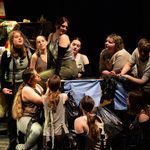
[34,88,42,96]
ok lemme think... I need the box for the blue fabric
[64,79,102,106]
[114,81,128,110]
[63,79,128,110]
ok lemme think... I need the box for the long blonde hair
[12,83,24,120]
[12,68,36,119]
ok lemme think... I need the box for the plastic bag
[65,92,80,129]
[64,130,78,150]
[96,106,123,139]
[101,76,117,101]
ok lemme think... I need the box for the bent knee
[31,122,42,136]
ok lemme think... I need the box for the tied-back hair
[128,90,147,115]
[12,68,36,119]
[47,75,61,112]
[80,95,101,139]
[8,30,27,59]
[87,113,101,140]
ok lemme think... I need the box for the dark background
[4,0,150,77]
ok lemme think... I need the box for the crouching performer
[12,68,44,150]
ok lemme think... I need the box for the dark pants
[43,135,65,150]
[5,82,23,149]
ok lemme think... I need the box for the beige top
[43,93,68,138]
[99,48,131,74]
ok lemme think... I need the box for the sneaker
[16,144,25,150]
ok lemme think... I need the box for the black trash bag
[101,76,117,101]
[64,130,78,150]
[65,92,80,130]
[96,106,124,139]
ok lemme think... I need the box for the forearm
[120,63,132,75]
[123,74,146,85]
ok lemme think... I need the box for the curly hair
[107,34,124,52]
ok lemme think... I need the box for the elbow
[139,79,147,85]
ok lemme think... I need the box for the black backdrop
[4,0,150,77]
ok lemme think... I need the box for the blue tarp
[63,79,128,110]
[114,81,128,110]
[64,79,102,106]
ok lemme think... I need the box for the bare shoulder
[60,93,68,104]
[22,86,33,93]
[31,53,38,59]
[59,34,70,47]
[22,85,30,91]
[60,34,69,39]
[22,86,33,99]
[74,116,88,133]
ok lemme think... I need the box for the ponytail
[87,113,101,140]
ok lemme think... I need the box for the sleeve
[142,63,150,82]
[82,64,92,78]
[0,50,11,89]
[55,45,68,75]
[129,48,138,65]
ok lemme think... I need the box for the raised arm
[22,86,43,104]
